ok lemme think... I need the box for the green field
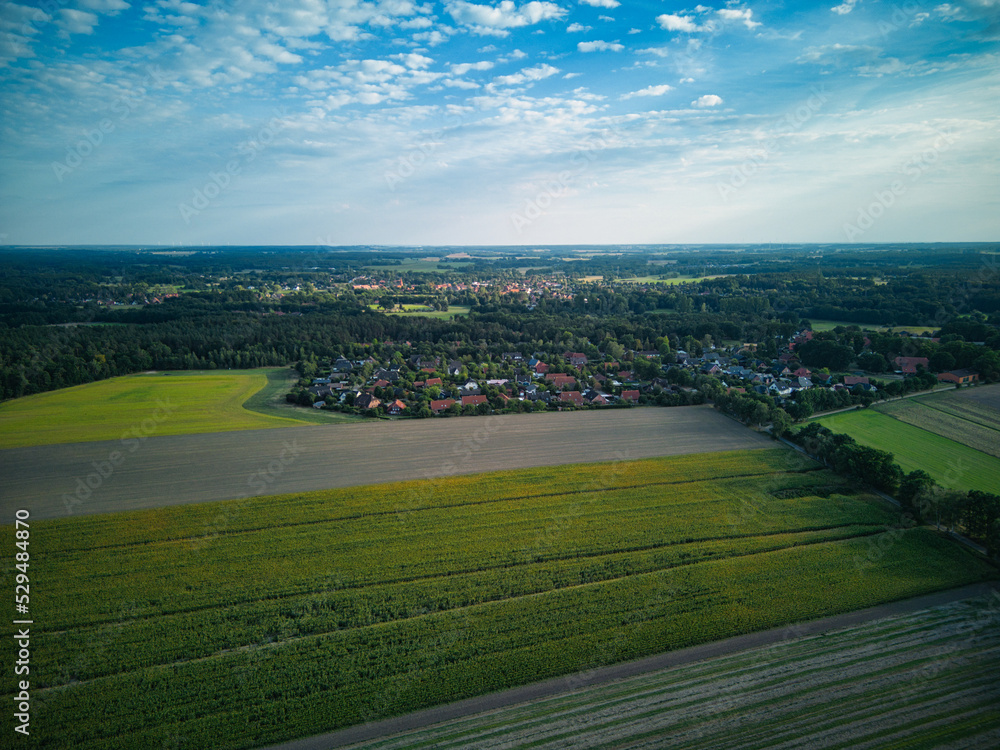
[617,274,728,284]
[4,448,993,749]
[369,304,471,319]
[363,258,472,272]
[0,369,310,449]
[875,395,1000,458]
[809,319,938,334]
[359,594,1000,749]
[815,408,1000,494]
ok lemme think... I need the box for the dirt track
[0,406,773,520]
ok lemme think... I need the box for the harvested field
[0,406,772,520]
[950,382,1000,419]
[325,590,1000,750]
[875,398,1000,458]
[3,448,994,750]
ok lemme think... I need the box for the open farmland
[0,406,772,520]
[949,382,1000,415]
[2,448,995,750]
[330,590,1000,750]
[875,393,1000,458]
[0,369,308,449]
[815,409,1000,495]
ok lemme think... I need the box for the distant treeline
[1,247,999,401]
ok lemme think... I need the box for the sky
[0,0,998,246]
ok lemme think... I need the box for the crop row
[13,529,994,750]
[33,524,884,687]
[35,448,818,553]
[351,595,1000,750]
[34,477,891,629]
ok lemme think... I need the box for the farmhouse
[894,356,929,374]
[461,395,488,407]
[430,398,456,413]
[938,369,979,385]
[387,399,407,415]
[621,390,640,403]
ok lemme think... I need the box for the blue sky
[0,0,998,246]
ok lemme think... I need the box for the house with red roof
[559,391,585,407]
[894,356,929,374]
[430,398,456,413]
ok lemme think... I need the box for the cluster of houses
[304,350,656,416]
[301,327,982,418]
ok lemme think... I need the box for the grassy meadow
[815,408,1000,494]
[367,303,472,319]
[0,369,309,449]
[3,448,994,749]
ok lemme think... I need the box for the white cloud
[295,57,444,108]
[78,0,130,13]
[622,84,673,99]
[58,8,100,36]
[638,46,670,58]
[577,39,623,51]
[451,60,494,75]
[627,27,641,34]
[579,0,619,7]
[656,13,701,32]
[717,8,761,29]
[567,22,591,32]
[0,3,50,66]
[413,29,451,45]
[831,0,860,14]
[493,62,561,85]
[393,52,434,69]
[399,16,434,29]
[692,93,723,107]
[446,1,567,33]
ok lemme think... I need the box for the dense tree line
[791,422,1000,557]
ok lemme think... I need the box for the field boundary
[261,582,1000,750]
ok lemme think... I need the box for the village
[297,326,977,421]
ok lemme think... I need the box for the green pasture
[0,369,308,449]
[815,408,1000,494]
